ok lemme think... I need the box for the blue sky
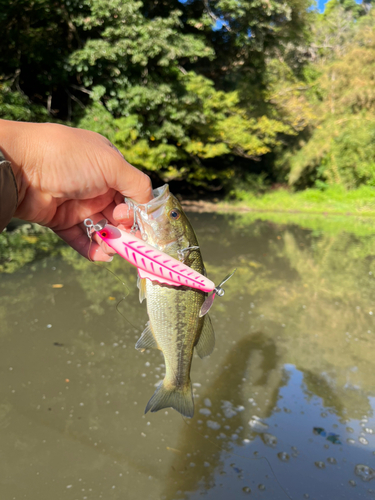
[318,0,363,11]
[178,0,363,15]
[318,0,328,10]
[179,0,362,13]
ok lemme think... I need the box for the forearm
[0,119,36,202]
[0,148,18,232]
[0,120,30,231]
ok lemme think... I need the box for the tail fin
[145,380,194,418]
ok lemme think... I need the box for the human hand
[0,120,153,261]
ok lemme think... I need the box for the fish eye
[169,209,181,220]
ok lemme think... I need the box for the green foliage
[1,0,374,193]
[0,0,313,191]
[0,224,63,273]
[324,0,365,18]
[0,82,47,121]
[283,10,375,189]
[77,72,294,187]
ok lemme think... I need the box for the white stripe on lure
[84,218,235,317]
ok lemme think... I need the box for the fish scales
[132,184,215,417]
[145,259,205,384]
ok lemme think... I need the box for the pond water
[1,212,375,500]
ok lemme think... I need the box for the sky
[178,0,363,15]
[318,0,328,10]
[318,0,363,11]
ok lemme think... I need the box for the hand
[0,120,153,261]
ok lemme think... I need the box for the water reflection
[161,332,286,500]
[1,214,375,499]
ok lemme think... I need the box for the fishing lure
[84,218,235,316]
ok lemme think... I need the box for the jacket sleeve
[0,150,18,233]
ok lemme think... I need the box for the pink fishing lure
[95,223,216,293]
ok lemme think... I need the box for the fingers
[112,203,134,228]
[55,224,114,262]
[47,194,116,231]
[101,202,118,226]
[101,146,154,205]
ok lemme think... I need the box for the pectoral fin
[135,322,158,351]
[137,274,147,303]
[195,314,215,359]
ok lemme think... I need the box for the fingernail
[107,256,114,262]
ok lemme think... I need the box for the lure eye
[100,231,108,237]
[169,209,181,220]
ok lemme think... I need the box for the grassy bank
[232,186,375,216]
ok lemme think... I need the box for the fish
[129,184,215,418]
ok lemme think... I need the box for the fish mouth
[144,184,171,219]
[126,184,171,239]
[127,184,170,219]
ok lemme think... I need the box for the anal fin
[135,322,158,351]
[195,314,215,359]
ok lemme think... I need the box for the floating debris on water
[359,436,369,445]
[249,416,268,432]
[277,452,290,462]
[355,464,375,482]
[220,400,244,419]
[314,461,326,469]
[261,433,277,447]
[206,420,221,430]
[313,427,342,445]
[199,408,211,416]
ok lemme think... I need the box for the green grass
[227,211,375,238]
[231,185,375,216]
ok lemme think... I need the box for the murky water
[1,213,375,500]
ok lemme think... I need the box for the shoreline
[181,200,375,217]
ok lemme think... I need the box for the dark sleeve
[0,150,18,233]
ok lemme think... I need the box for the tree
[0,0,313,191]
[285,11,375,189]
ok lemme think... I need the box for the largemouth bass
[131,184,215,418]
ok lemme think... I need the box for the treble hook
[124,198,149,240]
[199,269,237,317]
[124,199,140,234]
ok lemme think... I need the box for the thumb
[104,145,153,204]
